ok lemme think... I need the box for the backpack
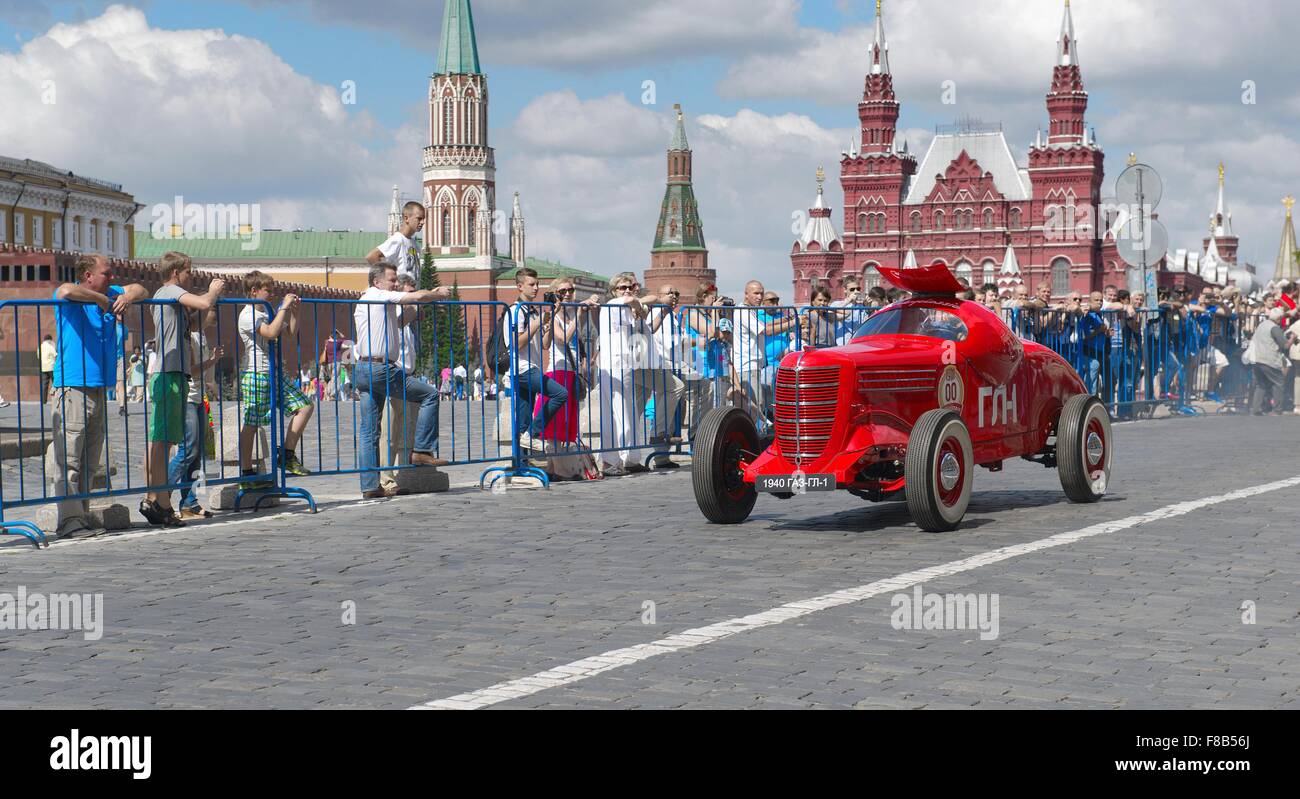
[486,308,514,377]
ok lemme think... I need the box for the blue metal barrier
[0,296,308,549]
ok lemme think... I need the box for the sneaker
[602,465,628,477]
[518,433,546,454]
[239,471,274,491]
[0,400,9,408]
[282,452,312,477]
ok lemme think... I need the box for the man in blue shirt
[43,254,147,538]
[1076,291,1109,396]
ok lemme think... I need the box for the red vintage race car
[692,263,1113,531]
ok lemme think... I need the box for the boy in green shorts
[239,271,315,487]
[143,252,225,527]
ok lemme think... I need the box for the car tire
[905,409,973,533]
[1057,394,1112,502]
[692,406,759,524]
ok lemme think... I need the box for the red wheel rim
[1084,416,1107,478]
[722,428,749,501]
[936,436,965,508]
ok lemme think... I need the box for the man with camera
[510,267,569,454]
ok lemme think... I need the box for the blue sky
[1,0,1295,293]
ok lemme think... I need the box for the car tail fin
[877,263,965,296]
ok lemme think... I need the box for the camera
[543,292,558,304]
[720,297,735,307]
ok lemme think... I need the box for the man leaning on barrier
[43,254,148,539]
[353,261,450,500]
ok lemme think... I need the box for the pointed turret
[437,0,481,75]
[997,245,1023,292]
[646,104,713,288]
[869,0,890,75]
[791,167,845,303]
[1202,162,1239,263]
[387,185,401,236]
[1276,196,1298,281]
[1058,0,1079,67]
[509,191,526,268]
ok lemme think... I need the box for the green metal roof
[498,257,608,284]
[133,230,390,260]
[436,0,482,76]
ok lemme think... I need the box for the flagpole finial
[1284,196,1295,216]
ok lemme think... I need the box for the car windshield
[852,306,968,342]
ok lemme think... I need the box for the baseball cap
[718,318,734,332]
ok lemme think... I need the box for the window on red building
[910,211,922,233]
[1051,258,1070,295]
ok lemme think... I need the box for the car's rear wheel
[905,409,973,532]
[1057,394,1112,502]
[692,406,759,524]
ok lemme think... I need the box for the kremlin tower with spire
[644,104,715,290]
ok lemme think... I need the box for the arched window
[443,101,455,144]
[910,211,922,233]
[442,209,451,246]
[955,261,973,284]
[1009,208,1022,228]
[1051,257,1071,295]
[983,208,993,228]
[982,260,996,286]
[934,210,945,229]
[867,161,875,175]
[467,207,476,248]
[858,213,868,234]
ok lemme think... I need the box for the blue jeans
[166,401,205,510]
[1108,348,1135,410]
[354,362,440,492]
[1082,354,1102,395]
[514,367,568,438]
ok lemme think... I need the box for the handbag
[564,339,590,402]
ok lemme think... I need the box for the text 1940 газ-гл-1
[692,263,1113,531]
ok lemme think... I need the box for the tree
[416,250,441,377]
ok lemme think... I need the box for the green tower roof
[669,104,690,152]
[436,0,482,76]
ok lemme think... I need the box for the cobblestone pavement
[0,413,1296,709]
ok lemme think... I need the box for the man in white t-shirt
[353,261,450,499]
[367,201,425,281]
[733,280,799,435]
[509,267,568,454]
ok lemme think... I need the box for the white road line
[411,473,1300,710]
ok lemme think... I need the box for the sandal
[139,499,185,528]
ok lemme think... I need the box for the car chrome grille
[774,365,840,465]
[857,366,937,395]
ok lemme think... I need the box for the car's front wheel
[692,407,759,524]
[1057,394,1112,502]
[905,409,973,532]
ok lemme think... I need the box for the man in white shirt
[509,267,568,454]
[733,280,799,436]
[353,261,450,499]
[634,283,686,470]
[367,202,425,281]
[379,273,423,495]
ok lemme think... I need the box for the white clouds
[511,91,667,156]
[497,93,853,297]
[0,4,406,230]
[237,0,804,68]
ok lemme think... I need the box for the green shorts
[240,371,311,427]
[146,372,187,443]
